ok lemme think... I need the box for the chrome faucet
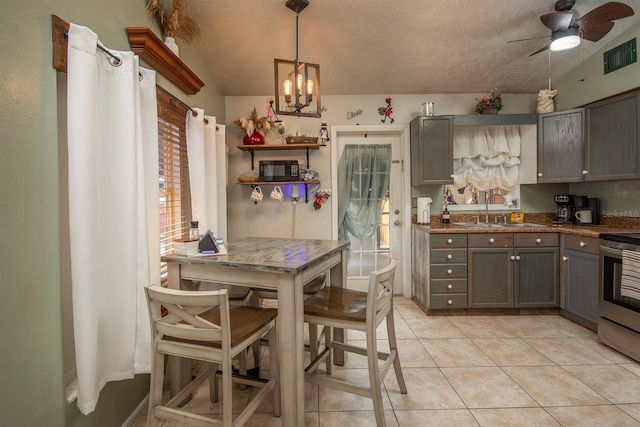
[485,193,505,223]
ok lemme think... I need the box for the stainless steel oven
[599,233,640,362]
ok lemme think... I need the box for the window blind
[156,86,192,284]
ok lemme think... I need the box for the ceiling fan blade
[540,12,573,30]
[507,35,550,43]
[582,21,615,42]
[529,44,550,56]
[575,2,634,28]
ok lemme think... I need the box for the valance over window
[452,125,521,191]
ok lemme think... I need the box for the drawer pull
[447,284,453,289]
[515,255,521,261]
[580,241,586,247]
[563,256,568,261]
[447,254,453,260]
[510,255,516,261]
[536,238,542,244]
[447,238,453,244]
[447,299,453,305]
[447,269,453,275]
[537,172,543,177]
[489,238,495,243]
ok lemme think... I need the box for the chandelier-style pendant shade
[274,0,321,118]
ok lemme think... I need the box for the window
[156,86,192,284]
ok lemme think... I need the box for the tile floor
[135,297,640,426]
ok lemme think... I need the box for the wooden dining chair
[303,259,407,427]
[145,284,280,427]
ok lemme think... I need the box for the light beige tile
[405,317,466,339]
[619,403,640,423]
[420,338,495,367]
[472,338,555,366]
[470,408,561,426]
[384,367,466,410]
[623,363,640,377]
[395,303,427,320]
[503,366,609,407]
[546,405,640,426]
[449,316,517,338]
[562,364,640,404]
[441,367,538,408]
[394,409,479,426]
[572,335,636,363]
[318,410,398,427]
[340,339,436,369]
[317,368,393,411]
[536,315,596,337]
[496,315,567,338]
[523,337,613,365]
[347,317,416,341]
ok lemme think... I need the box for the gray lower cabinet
[411,227,428,307]
[468,233,559,309]
[562,235,600,330]
[585,90,640,181]
[410,116,453,185]
[429,233,467,308]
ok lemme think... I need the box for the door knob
[511,255,516,261]
[447,299,453,305]
[447,269,453,274]
[489,238,495,243]
[515,255,521,261]
[536,238,542,244]
[580,241,586,247]
[447,239,453,244]
[394,220,401,225]
[447,284,453,289]
[563,256,568,261]
[394,209,400,214]
[447,254,453,259]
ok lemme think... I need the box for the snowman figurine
[319,121,329,146]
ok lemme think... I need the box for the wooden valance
[51,16,204,95]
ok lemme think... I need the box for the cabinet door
[564,248,599,328]
[468,248,513,308]
[410,116,453,185]
[586,90,640,181]
[537,109,585,183]
[514,247,559,308]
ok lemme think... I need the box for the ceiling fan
[521,0,635,56]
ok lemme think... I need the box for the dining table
[161,236,350,426]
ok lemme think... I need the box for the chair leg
[210,363,219,402]
[325,326,332,375]
[386,309,407,394]
[308,322,319,359]
[269,325,281,417]
[366,327,385,427]
[222,362,233,427]
[147,350,165,427]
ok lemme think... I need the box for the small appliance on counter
[554,194,575,224]
[417,197,432,224]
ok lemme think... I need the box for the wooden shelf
[237,144,321,151]
[126,27,204,95]
[237,180,320,185]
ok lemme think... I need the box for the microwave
[259,160,299,182]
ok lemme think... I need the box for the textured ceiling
[186,0,640,96]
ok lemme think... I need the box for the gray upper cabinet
[537,108,585,183]
[585,90,640,181]
[410,116,453,185]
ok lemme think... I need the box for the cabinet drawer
[430,263,467,278]
[565,234,599,255]
[468,233,513,248]
[430,249,467,263]
[431,233,467,248]
[431,278,467,293]
[514,233,559,247]
[430,293,468,309]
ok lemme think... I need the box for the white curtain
[66,23,159,415]
[187,111,226,236]
[452,125,521,191]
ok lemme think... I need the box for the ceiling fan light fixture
[550,27,581,51]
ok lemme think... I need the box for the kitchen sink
[452,222,545,228]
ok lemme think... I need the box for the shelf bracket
[305,147,310,168]
[248,149,255,170]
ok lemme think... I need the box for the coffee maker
[554,194,575,224]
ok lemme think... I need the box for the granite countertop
[413,213,640,237]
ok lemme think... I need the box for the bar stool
[303,259,407,427]
[145,285,280,427]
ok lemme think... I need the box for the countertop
[420,222,635,237]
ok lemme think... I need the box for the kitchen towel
[621,249,640,299]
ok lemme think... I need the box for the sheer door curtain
[66,23,159,415]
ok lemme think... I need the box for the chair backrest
[366,258,397,324]
[145,285,230,345]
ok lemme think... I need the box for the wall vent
[604,38,637,74]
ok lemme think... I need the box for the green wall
[0,1,224,425]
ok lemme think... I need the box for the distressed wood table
[161,237,349,426]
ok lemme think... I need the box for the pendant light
[274,0,321,118]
